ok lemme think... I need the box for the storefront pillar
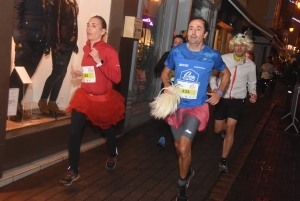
[108,0,140,132]
[0,0,13,178]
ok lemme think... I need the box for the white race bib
[177,80,199,99]
[82,66,96,83]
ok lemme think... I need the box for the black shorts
[214,98,245,120]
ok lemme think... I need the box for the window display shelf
[6,108,70,131]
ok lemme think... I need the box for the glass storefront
[133,0,165,103]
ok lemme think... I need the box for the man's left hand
[206,90,221,105]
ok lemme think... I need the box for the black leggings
[40,51,73,101]
[68,109,117,173]
[261,78,271,94]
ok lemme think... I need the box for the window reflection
[133,0,162,103]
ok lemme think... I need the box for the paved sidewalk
[0,81,298,201]
[206,81,300,201]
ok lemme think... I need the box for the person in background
[10,0,51,119]
[210,33,257,173]
[154,35,186,79]
[38,0,79,115]
[270,54,282,93]
[161,17,230,201]
[154,34,186,147]
[59,15,125,186]
[260,56,274,97]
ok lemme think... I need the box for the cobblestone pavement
[0,80,298,201]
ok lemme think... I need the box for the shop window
[133,0,163,103]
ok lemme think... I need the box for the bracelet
[217,89,223,96]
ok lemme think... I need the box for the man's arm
[206,67,230,105]
[161,66,172,89]
[209,69,220,91]
[248,67,257,103]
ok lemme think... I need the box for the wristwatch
[96,60,104,67]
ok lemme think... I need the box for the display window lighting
[289,24,294,32]
[289,0,300,8]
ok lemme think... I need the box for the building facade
[1,0,296,179]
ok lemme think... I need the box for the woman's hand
[70,69,82,79]
[89,47,101,64]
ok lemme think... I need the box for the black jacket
[50,0,78,53]
[13,0,51,47]
[154,51,170,78]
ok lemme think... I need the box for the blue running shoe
[157,136,165,147]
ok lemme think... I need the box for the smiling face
[86,17,106,44]
[233,43,248,57]
[187,19,208,46]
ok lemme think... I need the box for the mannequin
[10,0,51,119]
[38,0,79,115]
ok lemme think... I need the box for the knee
[178,145,191,158]
[226,125,236,136]
[214,125,223,133]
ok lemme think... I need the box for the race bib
[261,72,269,79]
[177,80,199,99]
[82,66,96,83]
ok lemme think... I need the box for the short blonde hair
[229,33,254,51]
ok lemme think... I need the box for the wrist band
[217,89,223,96]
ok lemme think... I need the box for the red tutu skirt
[165,104,209,131]
[67,88,125,129]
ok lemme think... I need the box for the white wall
[15,0,112,109]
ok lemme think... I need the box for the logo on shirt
[180,69,199,82]
[194,66,205,69]
[185,129,192,134]
[179,63,189,67]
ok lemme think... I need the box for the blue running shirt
[165,43,225,108]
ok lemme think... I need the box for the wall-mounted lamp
[289,24,294,32]
[298,1,300,8]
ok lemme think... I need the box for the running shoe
[219,161,228,172]
[106,157,117,170]
[185,167,195,188]
[176,184,188,201]
[59,170,80,186]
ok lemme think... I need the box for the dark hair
[91,15,107,29]
[188,17,209,33]
[173,35,186,43]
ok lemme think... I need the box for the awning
[228,0,274,39]
[217,21,234,31]
[271,34,285,51]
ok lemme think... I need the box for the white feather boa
[149,85,181,119]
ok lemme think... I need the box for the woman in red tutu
[60,15,125,186]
